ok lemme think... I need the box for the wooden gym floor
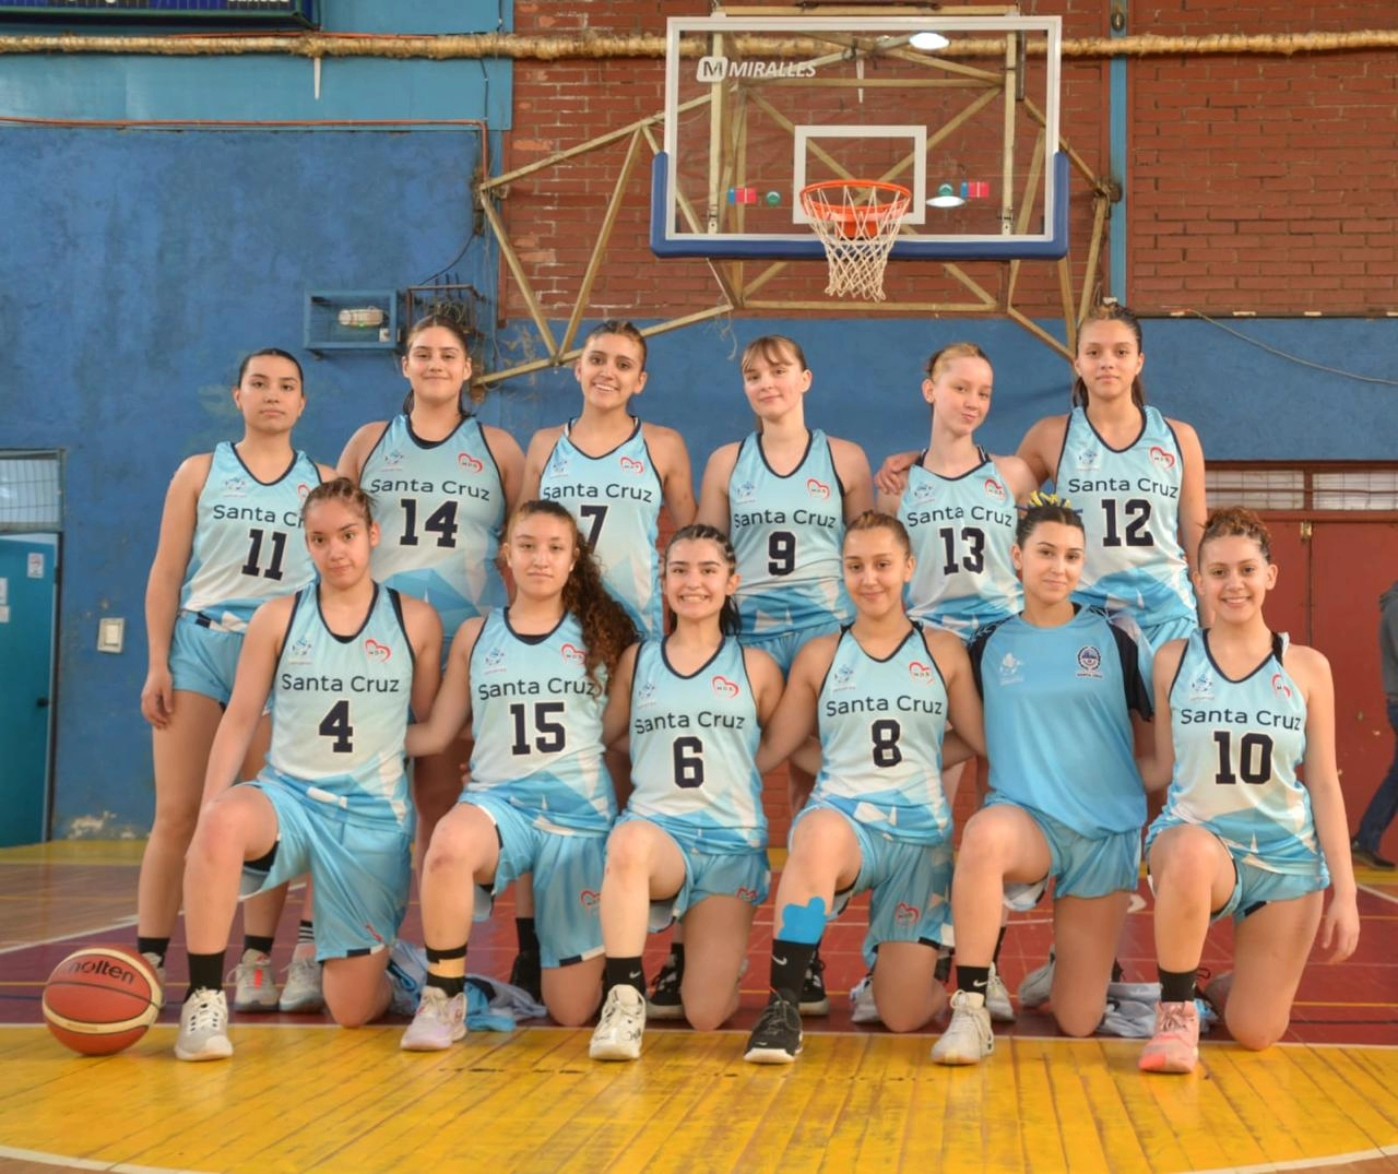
[2,840,1397,1174]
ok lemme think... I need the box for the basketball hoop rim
[799,179,913,221]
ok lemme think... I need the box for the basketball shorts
[462,792,607,969]
[169,612,244,704]
[792,800,952,966]
[240,774,412,962]
[739,618,843,676]
[987,797,1141,909]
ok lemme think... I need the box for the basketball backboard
[654,14,1067,261]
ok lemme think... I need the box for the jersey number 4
[1212,730,1274,785]
[319,699,354,753]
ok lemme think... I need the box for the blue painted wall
[1,2,1395,836]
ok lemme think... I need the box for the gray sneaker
[175,989,234,1062]
[400,986,466,1052]
[230,948,279,1013]
[985,963,1016,1023]
[1018,950,1056,1010]
[386,941,428,1016]
[279,954,325,1013]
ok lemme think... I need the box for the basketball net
[800,181,911,302]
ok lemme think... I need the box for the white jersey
[625,637,765,852]
[267,585,415,828]
[181,442,322,631]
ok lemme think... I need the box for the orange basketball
[42,946,162,1056]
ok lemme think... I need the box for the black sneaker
[645,952,685,1020]
[744,993,803,1064]
[509,949,542,1003]
[800,951,830,1017]
[1352,841,1397,871]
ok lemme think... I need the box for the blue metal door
[0,534,58,846]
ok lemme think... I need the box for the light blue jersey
[360,415,508,640]
[969,606,1151,836]
[1056,405,1197,632]
[625,637,765,852]
[466,609,613,832]
[729,429,851,639]
[1160,630,1323,874]
[538,419,663,639]
[181,442,321,631]
[266,585,415,828]
[899,451,1022,637]
[812,624,952,844]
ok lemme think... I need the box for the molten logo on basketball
[60,957,136,984]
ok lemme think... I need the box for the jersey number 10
[1212,729,1274,785]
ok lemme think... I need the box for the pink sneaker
[1139,1001,1200,1074]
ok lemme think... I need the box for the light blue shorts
[987,797,1141,909]
[463,792,608,969]
[793,800,952,967]
[169,612,244,704]
[1145,816,1329,922]
[609,815,769,931]
[240,774,412,962]
[739,618,843,676]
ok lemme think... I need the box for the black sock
[770,939,818,1004]
[604,955,646,995]
[957,965,991,997]
[425,943,467,997]
[297,920,315,946]
[669,942,686,969]
[187,951,225,997]
[516,917,539,956]
[137,937,170,966]
[426,972,467,998]
[1158,967,1196,1004]
[993,926,1008,963]
[243,935,275,957]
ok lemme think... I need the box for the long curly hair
[509,500,637,690]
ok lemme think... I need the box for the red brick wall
[505,1,1394,319]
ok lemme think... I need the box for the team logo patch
[619,456,646,475]
[1271,672,1293,701]
[287,636,313,664]
[364,639,392,663]
[222,476,249,498]
[909,661,934,685]
[561,643,586,665]
[712,675,740,699]
[1076,644,1103,678]
[636,680,658,708]
[1075,446,1103,473]
[806,477,831,500]
[894,902,921,926]
[458,452,484,474]
[580,890,601,913]
[296,483,312,501]
[1188,667,1216,701]
[732,480,757,506]
[831,663,856,691]
[548,450,572,477]
[483,647,507,673]
[381,450,405,471]
[736,887,761,905]
[911,480,937,504]
[1149,445,1177,471]
[983,478,1007,503]
[998,652,1023,685]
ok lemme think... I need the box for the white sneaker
[386,941,428,1016]
[1018,950,1055,1009]
[279,954,325,1013]
[400,986,466,1052]
[590,985,646,1061]
[985,963,1016,1023]
[931,990,995,1066]
[175,989,233,1062]
[230,948,279,1013]
[141,951,168,1010]
[849,973,881,1025]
